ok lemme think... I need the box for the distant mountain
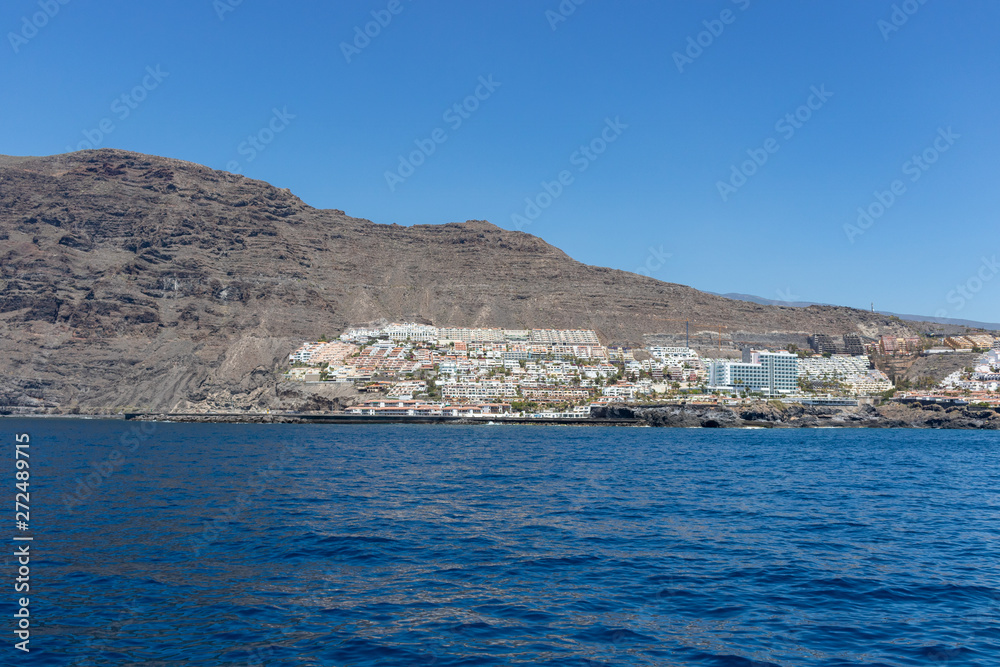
[0,149,921,412]
[716,293,1000,332]
[877,313,1000,332]
[715,292,835,309]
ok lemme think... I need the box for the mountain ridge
[0,148,917,412]
[714,293,1000,331]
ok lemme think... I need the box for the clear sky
[3,0,998,322]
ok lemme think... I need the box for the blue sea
[8,419,1000,665]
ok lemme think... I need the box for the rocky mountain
[0,149,915,413]
[716,292,1000,332]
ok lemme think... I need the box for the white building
[602,382,643,399]
[797,355,890,395]
[707,350,798,396]
[440,381,520,399]
[648,346,699,361]
[846,371,893,395]
[383,323,439,342]
[437,327,507,343]
[798,355,871,381]
[288,342,334,364]
[530,329,601,346]
[339,326,385,342]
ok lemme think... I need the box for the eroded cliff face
[0,149,912,412]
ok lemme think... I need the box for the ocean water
[9,418,1000,665]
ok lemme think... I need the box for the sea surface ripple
[17,420,1000,665]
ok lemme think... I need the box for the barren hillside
[0,149,913,412]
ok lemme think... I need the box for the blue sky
[3,0,998,322]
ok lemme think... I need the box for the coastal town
[285,324,1000,418]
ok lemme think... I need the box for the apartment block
[521,386,592,402]
[440,381,520,399]
[843,334,866,356]
[530,329,601,346]
[707,350,798,396]
[809,334,838,355]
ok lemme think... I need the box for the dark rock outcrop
[592,402,1000,430]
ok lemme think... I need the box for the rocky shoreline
[5,401,1000,429]
[592,401,1000,429]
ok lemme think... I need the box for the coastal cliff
[1,149,922,412]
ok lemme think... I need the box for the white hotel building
[383,323,438,342]
[707,350,798,396]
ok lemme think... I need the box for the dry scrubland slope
[0,149,911,411]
